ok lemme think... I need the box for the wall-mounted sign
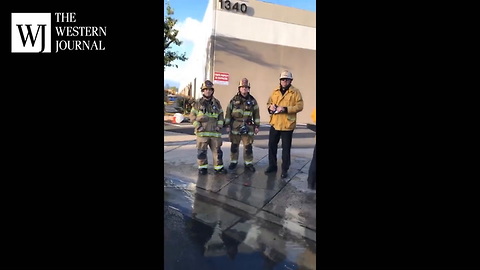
[213,71,229,85]
[218,0,248,14]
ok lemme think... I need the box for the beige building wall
[184,0,316,124]
[211,0,316,124]
[212,37,316,124]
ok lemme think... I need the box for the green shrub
[175,96,195,114]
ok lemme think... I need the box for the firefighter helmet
[279,70,293,80]
[200,80,214,91]
[238,78,250,88]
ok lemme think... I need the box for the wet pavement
[164,126,316,270]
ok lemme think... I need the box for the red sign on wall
[213,72,229,85]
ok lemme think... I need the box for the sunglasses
[280,78,291,81]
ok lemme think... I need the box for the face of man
[202,88,214,98]
[239,86,249,97]
[280,78,292,88]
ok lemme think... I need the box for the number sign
[218,0,248,14]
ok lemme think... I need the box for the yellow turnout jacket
[266,85,304,131]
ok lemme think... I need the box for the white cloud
[175,17,203,44]
[164,17,203,85]
[164,59,189,84]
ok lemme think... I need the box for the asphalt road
[164,121,316,149]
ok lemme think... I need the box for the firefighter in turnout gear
[189,80,227,175]
[224,78,260,172]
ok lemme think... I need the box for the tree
[175,94,195,115]
[164,2,187,70]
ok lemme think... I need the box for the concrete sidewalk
[164,130,316,242]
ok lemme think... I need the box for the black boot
[228,163,237,170]
[215,167,228,174]
[281,170,288,178]
[245,164,256,172]
[264,166,277,174]
[199,168,208,175]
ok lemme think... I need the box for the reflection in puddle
[164,176,316,270]
[164,177,196,214]
[164,205,315,270]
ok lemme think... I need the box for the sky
[164,0,316,88]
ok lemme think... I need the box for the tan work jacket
[267,85,304,131]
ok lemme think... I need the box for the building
[178,0,316,124]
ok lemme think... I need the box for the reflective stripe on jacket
[189,97,224,137]
[225,93,260,135]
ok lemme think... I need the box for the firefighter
[189,80,227,175]
[265,70,304,178]
[224,78,260,172]
[307,107,316,190]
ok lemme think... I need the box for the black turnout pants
[307,144,316,190]
[268,126,293,172]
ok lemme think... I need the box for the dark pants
[307,144,316,190]
[268,126,293,172]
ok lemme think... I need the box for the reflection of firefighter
[203,221,226,257]
[239,221,286,269]
[221,230,246,261]
[190,193,247,261]
[225,78,260,172]
[190,193,228,259]
[189,80,227,175]
[187,199,215,262]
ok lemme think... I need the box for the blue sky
[164,0,316,88]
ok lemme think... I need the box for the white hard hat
[279,70,293,80]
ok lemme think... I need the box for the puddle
[164,204,315,270]
[164,177,196,214]
[164,176,316,270]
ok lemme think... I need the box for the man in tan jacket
[265,70,304,178]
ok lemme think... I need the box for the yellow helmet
[238,78,250,88]
[200,80,214,91]
[279,70,293,80]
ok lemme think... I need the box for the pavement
[164,114,316,148]
[164,116,317,244]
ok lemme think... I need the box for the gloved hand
[215,126,221,132]
[275,106,286,113]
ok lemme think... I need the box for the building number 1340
[218,0,248,13]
